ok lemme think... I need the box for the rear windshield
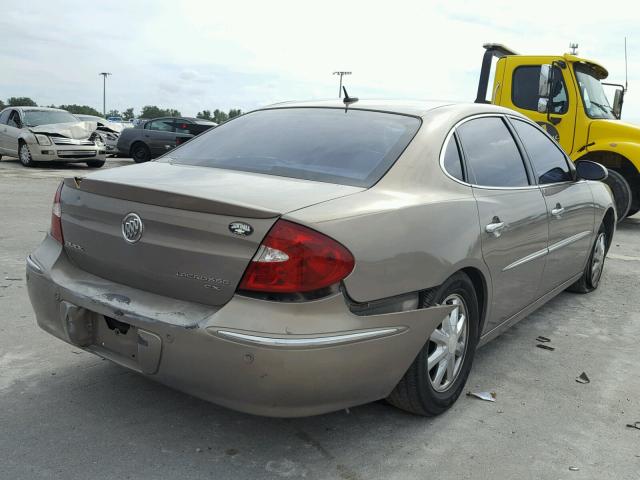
[165,108,421,187]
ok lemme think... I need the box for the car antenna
[342,86,359,112]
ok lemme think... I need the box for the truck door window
[512,66,568,114]
[457,117,530,188]
[511,119,572,184]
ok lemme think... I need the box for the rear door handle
[551,204,565,217]
[485,219,505,237]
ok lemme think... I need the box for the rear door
[143,118,176,156]
[510,118,595,291]
[457,115,549,332]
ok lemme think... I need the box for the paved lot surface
[1,156,639,479]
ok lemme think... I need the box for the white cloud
[0,0,639,122]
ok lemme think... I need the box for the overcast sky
[2,0,639,122]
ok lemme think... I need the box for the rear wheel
[387,272,479,416]
[86,160,106,168]
[131,143,151,163]
[19,142,36,167]
[627,207,639,218]
[603,169,632,221]
[567,224,607,293]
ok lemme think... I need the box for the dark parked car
[117,117,216,162]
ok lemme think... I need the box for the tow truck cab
[477,43,640,219]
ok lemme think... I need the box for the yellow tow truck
[477,43,637,219]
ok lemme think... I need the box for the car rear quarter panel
[287,108,492,304]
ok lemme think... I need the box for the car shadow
[3,295,572,479]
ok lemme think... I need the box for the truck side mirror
[537,98,549,114]
[612,88,624,119]
[537,64,552,113]
[538,65,552,97]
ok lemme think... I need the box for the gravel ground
[1,156,639,480]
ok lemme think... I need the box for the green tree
[106,109,121,118]
[228,108,242,119]
[58,104,103,116]
[197,110,212,120]
[0,99,4,110]
[212,109,228,124]
[140,105,182,119]
[7,96,37,106]
[122,108,135,121]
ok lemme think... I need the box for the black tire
[626,207,639,218]
[567,224,608,293]
[387,272,479,416]
[86,160,106,168]
[131,143,151,163]
[19,142,36,167]
[603,169,632,221]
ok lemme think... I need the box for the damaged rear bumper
[26,235,451,417]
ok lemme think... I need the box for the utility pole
[99,72,112,116]
[333,71,352,98]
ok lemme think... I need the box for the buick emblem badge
[229,221,253,236]
[122,212,143,244]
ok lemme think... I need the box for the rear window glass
[166,108,421,187]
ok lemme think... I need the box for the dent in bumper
[26,237,452,417]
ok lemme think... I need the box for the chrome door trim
[548,230,592,253]
[502,230,592,272]
[439,113,540,191]
[502,247,548,271]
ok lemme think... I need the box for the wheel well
[579,151,638,182]
[602,208,615,251]
[460,267,487,335]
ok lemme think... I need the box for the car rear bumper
[26,235,450,417]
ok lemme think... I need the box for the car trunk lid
[59,162,363,306]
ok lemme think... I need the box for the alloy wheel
[427,294,469,392]
[590,232,606,287]
[19,144,32,166]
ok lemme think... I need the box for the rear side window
[0,110,9,125]
[442,135,464,181]
[167,108,421,188]
[512,119,572,184]
[146,119,174,131]
[457,117,529,188]
[512,66,568,114]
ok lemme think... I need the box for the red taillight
[238,220,355,293]
[50,181,64,244]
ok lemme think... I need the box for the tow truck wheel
[603,169,632,221]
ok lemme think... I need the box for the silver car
[0,107,107,167]
[26,100,615,417]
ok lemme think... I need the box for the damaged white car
[0,107,107,168]
[75,114,128,156]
